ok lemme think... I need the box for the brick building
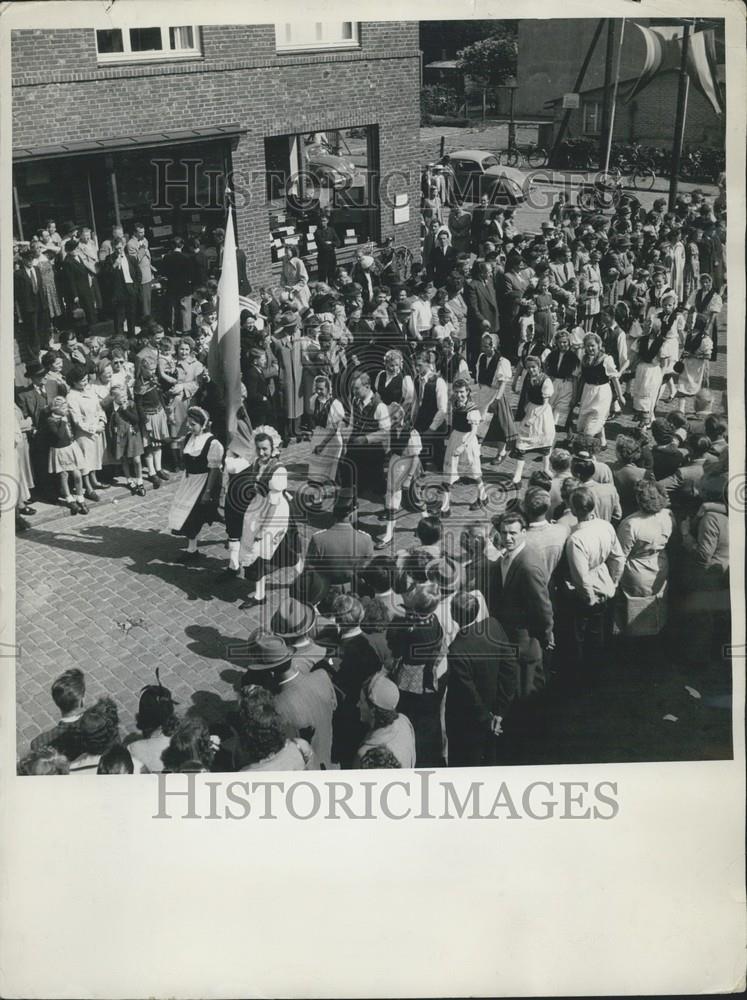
[516,19,725,149]
[11,21,422,286]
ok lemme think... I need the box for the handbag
[673,360,685,374]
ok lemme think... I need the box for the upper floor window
[583,101,602,135]
[95,26,201,62]
[275,22,359,52]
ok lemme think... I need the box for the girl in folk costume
[613,301,643,382]
[374,349,415,410]
[237,427,300,608]
[572,332,623,447]
[377,402,423,548]
[134,359,171,488]
[686,272,723,358]
[631,317,667,428]
[531,271,557,350]
[510,355,556,484]
[65,364,108,502]
[167,407,224,561]
[441,378,487,514]
[513,298,536,385]
[437,337,470,387]
[656,291,685,403]
[46,396,88,515]
[545,329,580,429]
[675,315,713,412]
[647,267,675,318]
[482,342,516,465]
[109,385,145,495]
[306,375,346,509]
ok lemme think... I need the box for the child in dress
[46,396,88,515]
[432,305,458,344]
[41,351,68,404]
[441,378,487,515]
[513,299,536,390]
[134,360,170,489]
[110,385,145,495]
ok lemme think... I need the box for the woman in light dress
[510,355,556,483]
[167,406,224,561]
[280,246,310,310]
[66,364,109,500]
[306,375,345,507]
[615,479,674,637]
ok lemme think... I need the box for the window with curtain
[275,22,359,51]
[95,26,200,62]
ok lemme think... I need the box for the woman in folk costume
[440,378,487,515]
[656,291,685,403]
[510,355,555,484]
[167,406,224,561]
[614,478,674,638]
[686,272,723,360]
[237,426,301,608]
[646,266,675,318]
[675,314,713,412]
[630,317,667,429]
[572,332,623,448]
[305,375,346,509]
[544,328,580,429]
[377,401,423,549]
[482,341,516,466]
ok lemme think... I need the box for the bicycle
[500,143,548,169]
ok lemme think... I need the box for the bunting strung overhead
[624,23,724,115]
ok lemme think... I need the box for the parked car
[304,135,356,190]
[440,148,527,205]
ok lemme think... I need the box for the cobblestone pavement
[15,310,730,762]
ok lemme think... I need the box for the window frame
[95,25,202,64]
[275,22,360,53]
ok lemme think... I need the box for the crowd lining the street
[14,175,731,774]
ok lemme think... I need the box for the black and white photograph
[7,12,735,777]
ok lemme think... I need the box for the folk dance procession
[15,178,730,775]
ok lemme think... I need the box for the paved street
[16,318,731,764]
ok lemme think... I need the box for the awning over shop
[13,123,245,162]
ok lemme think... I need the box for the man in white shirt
[523,488,570,578]
[410,283,435,341]
[561,486,624,681]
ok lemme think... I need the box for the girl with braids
[675,314,713,411]
[441,378,486,515]
[544,329,580,429]
[377,401,422,548]
[631,318,667,428]
[167,406,224,561]
[306,374,345,509]
[509,355,555,485]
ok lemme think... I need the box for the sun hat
[270,597,316,640]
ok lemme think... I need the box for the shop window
[275,22,359,52]
[95,26,201,62]
[583,101,602,135]
[264,126,379,267]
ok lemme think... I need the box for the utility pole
[598,19,615,169]
[669,20,693,211]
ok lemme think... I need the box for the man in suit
[188,236,211,288]
[446,591,519,766]
[242,347,271,427]
[14,250,46,362]
[304,493,374,605]
[570,454,622,525]
[523,488,571,578]
[160,237,195,333]
[315,216,341,284]
[16,362,51,494]
[236,245,251,296]
[464,261,499,367]
[487,511,554,699]
[470,194,490,251]
[427,228,458,288]
[126,222,155,319]
[106,237,139,337]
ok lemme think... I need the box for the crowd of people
[14,175,731,775]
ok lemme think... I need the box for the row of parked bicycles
[496,139,724,188]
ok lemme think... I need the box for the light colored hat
[367,672,400,711]
[360,255,374,269]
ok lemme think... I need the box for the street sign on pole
[562,93,580,109]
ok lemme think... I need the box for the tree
[420,20,517,63]
[456,36,518,86]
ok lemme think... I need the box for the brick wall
[11,23,421,286]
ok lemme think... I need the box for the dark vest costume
[476,352,500,386]
[580,359,610,386]
[545,349,577,379]
[375,372,404,405]
[414,375,439,433]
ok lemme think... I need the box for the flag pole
[603,18,626,174]
[598,20,616,169]
[668,20,693,211]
